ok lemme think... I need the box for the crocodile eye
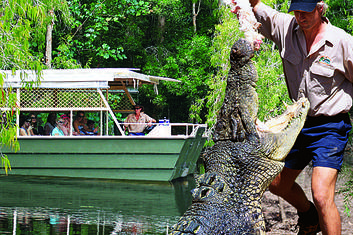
[201,188,212,198]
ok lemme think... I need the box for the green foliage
[254,40,290,121]
[108,93,125,110]
[142,35,213,123]
[206,3,290,146]
[206,7,242,133]
[56,0,150,67]
[134,1,219,123]
[0,0,46,70]
[52,38,82,69]
[338,165,353,217]
[146,0,217,44]
[0,0,72,70]
[326,0,353,34]
[0,0,70,173]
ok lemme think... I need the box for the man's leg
[311,166,340,235]
[269,166,311,213]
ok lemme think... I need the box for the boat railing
[17,122,208,138]
[121,122,207,137]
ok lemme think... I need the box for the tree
[205,2,290,146]
[42,0,71,68]
[326,0,353,34]
[142,35,213,123]
[0,0,71,173]
[135,0,219,122]
[191,0,218,34]
[51,0,150,68]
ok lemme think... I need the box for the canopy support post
[16,88,20,136]
[97,89,125,136]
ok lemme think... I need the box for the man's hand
[230,0,263,51]
[231,0,261,8]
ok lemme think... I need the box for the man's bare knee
[312,190,334,211]
[269,176,291,196]
[311,167,338,210]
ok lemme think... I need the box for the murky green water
[0,175,196,234]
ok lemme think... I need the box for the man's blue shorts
[285,113,352,171]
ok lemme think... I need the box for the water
[0,175,196,234]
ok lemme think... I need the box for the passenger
[73,111,92,135]
[19,116,34,136]
[1,112,7,128]
[73,111,85,135]
[29,113,43,135]
[44,113,57,136]
[51,118,67,136]
[86,119,99,135]
[60,114,71,135]
[124,104,156,136]
[80,117,97,135]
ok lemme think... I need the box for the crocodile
[170,39,310,234]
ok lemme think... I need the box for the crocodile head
[206,96,310,197]
[256,97,310,162]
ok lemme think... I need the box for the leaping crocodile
[170,39,309,234]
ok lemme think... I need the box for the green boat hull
[2,128,206,182]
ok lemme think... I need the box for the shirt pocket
[310,60,335,77]
[309,60,335,95]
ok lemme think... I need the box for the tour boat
[1,69,207,182]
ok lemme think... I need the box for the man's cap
[288,0,321,13]
[133,104,144,111]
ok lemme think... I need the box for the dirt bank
[261,166,353,234]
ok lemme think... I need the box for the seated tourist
[29,113,43,135]
[0,112,7,132]
[86,119,99,135]
[73,111,85,135]
[44,113,57,136]
[60,114,72,135]
[73,112,93,135]
[19,116,34,136]
[124,104,156,136]
[51,118,67,136]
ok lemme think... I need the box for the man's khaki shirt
[255,3,353,116]
[124,112,153,133]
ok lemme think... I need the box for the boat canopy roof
[1,68,180,89]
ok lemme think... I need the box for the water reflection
[0,175,196,234]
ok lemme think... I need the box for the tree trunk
[192,1,201,34]
[158,15,166,44]
[45,9,54,68]
[193,2,197,33]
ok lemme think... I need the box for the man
[124,104,156,136]
[232,0,353,234]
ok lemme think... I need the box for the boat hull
[2,128,206,182]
